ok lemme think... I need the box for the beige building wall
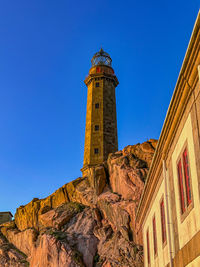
[186,256,200,267]
[143,177,170,267]
[137,11,200,267]
[142,100,200,267]
[171,113,200,249]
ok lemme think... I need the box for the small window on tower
[95,103,99,109]
[95,125,99,131]
[96,82,100,87]
[94,148,99,154]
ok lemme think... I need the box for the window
[160,199,167,244]
[146,229,150,265]
[152,216,157,255]
[95,103,99,109]
[183,148,192,205]
[96,67,101,73]
[178,159,185,213]
[177,147,192,214]
[95,125,99,131]
[94,148,99,154]
[96,82,100,87]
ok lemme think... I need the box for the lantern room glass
[91,48,112,67]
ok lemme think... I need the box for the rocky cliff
[0,139,157,267]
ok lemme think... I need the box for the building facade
[81,49,119,176]
[136,10,200,267]
[0,212,13,225]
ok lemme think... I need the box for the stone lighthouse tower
[81,48,119,176]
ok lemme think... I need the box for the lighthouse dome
[91,48,112,67]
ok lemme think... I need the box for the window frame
[94,148,99,155]
[152,215,158,257]
[176,142,193,222]
[183,148,192,206]
[146,228,151,265]
[160,198,167,247]
[95,103,100,109]
[177,159,186,214]
[94,125,100,131]
[95,82,100,87]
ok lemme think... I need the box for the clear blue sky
[0,1,199,215]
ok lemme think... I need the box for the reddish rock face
[30,233,85,267]
[65,208,98,267]
[2,228,37,257]
[107,140,157,245]
[123,139,157,168]
[0,232,28,267]
[0,140,157,267]
[30,208,98,267]
[108,140,157,201]
[39,202,85,230]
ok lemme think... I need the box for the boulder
[15,183,70,231]
[65,208,98,267]
[66,177,97,207]
[96,230,143,267]
[107,141,157,202]
[30,233,85,267]
[0,221,16,237]
[1,227,37,257]
[122,140,157,168]
[15,198,41,231]
[97,192,130,234]
[39,202,85,230]
[0,232,28,267]
[87,165,107,195]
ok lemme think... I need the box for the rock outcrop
[0,231,29,267]
[0,140,157,267]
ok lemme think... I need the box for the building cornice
[84,73,119,87]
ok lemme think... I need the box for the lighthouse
[81,48,119,176]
